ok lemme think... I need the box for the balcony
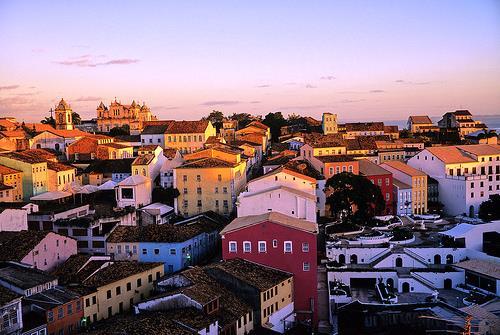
[445,174,488,181]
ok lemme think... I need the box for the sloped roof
[221,212,318,235]
[457,144,500,157]
[359,159,391,176]
[165,120,210,134]
[454,259,500,279]
[0,164,21,175]
[84,158,134,174]
[117,175,149,186]
[382,161,426,177]
[425,146,476,164]
[409,116,433,124]
[0,231,52,262]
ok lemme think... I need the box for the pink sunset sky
[0,1,499,123]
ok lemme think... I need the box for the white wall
[0,209,28,231]
[248,171,316,195]
[268,302,295,334]
[373,253,427,268]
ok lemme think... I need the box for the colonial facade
[96,99,157,134]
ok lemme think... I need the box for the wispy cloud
[249,101,261,104]
[256,84,271,88]
[0,85,20,91]
[280,104,328,110]
[395,79,433,86]
[200,100,241,106]
[320,75,336,80]
[369,89,385,93]
[285,82,297,86]
[74,96,102,102]
[339,99,365,104]
[54,55,139,67]
[305,84,317,89]
[0,96,34,105]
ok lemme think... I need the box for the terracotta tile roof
[0,183,13,191]
[139,145,161,151]
[0,231,53,262]
[453,110,472,116]
[165,120,209,134]
[305,133,345,148]
[23,123,55,132]
[83,261,164,288]
[100,142,130,149]
[456,144,500,157]
[384,125,399,133]
[141,123,172,135]
[0,164,21,175]
[18,149,58,161]
[46,161,75,172]
[45,128,89,138]
[425,146,476,164]
[221,212,318,235]
[284,159,324,179]
[264,151,296,166]
[132,154,154,165]
[163,148,178,159]
[178,158,237,169]
[409,116,433,124]
[206,258,292,291]
[107,218,223,243]
[0,151,47,164]
[0,262,57,289]
[0,119,18,130]
[382,161,426,177]
[0,285,20,306]
[347,137,378,151]
[0,130,28,138]
[345,122,384,132]
[247,120,269,130]
[359,159,391,176]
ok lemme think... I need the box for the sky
[0,0,499,123]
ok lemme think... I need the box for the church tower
[322,112,338,135]
[54,98,74,130]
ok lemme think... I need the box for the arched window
[402,282,410,293]
[350,254,358,264]
[444,278,452,289]
[338,254,345,264]
[395,257,403,267]
[434,254,441,265]
[446,254,453,264]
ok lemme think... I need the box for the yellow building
[381,161,428,215]
[301,134,347,158]
[46,161,76,192]
[0,152,48,200]
[175,146,247,217]
[97,99,157,134]
[164,120,216,154]
[54,255,164,324]
[322,112,338,135]
[0,164,23,202]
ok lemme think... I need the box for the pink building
[0,230,77,271]
[220,212,318,326]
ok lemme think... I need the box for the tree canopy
[262,111,287,142]
[204,110,224,132]
[478,194,500,222]
[109,124,130,137]
[325,172,385,224]
[41,116,56,127]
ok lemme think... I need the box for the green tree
[325,172,385,224]
[72,112,82,125]
[41,116,56,127]
[230,113,252,128]
[109,124,130,137]
[478,194,500,222]
[262,111,287,142]
[204,110,224,132]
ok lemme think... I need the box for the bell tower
[54,98,74,130]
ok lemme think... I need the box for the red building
[25,287,83,335]
[220,212,318,326]
[358,159,394,214]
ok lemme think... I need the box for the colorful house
[221,212,318,326]
[0,164,23,202]
[358,159,394,215]
[106,212,223,273]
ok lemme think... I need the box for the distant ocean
[366,115,500,132]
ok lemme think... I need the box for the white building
[160,149,184,188]
[236,164,318,222]
[408,144,500,216]
[115,175,152,208]
[393,179,412,216]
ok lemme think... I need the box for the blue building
[106,212,225,273]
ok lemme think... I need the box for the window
[284,241,292,253]
[218,174,222,181]
[154,248,160,255]
[183,188,188,194]
[137,278,142,287]
[302,242,309,252]
[170,248,176,255]
[243,241,251,253]
[197,187,202,194]
[48,311,54,322]
[127,282,132,291]
[303,262,310,271]
[196,175,201,182]
[197,200,202,207]
[116,286,121,295]
[121,188,133,199]
[223,187,228,194]
[58,307,64,319]
[148,274,153,283]
[107,290,112,299]
[67,303,73,315]
[215,187,219,193]
[273,239,278,248]
[229,241,237,253]
[142,249,148,255]
[85,298,90,307]
[258,241,267,253]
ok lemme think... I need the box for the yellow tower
[54,98,74,130]
[322,112,338,135]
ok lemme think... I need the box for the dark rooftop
[0,262,57,290]
[206,258,292,291]
[25,286,80,309]
[83,158,134,174]
[0,231,53,263]
[0,285,20,306]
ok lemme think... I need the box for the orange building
[0,164,23,201]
